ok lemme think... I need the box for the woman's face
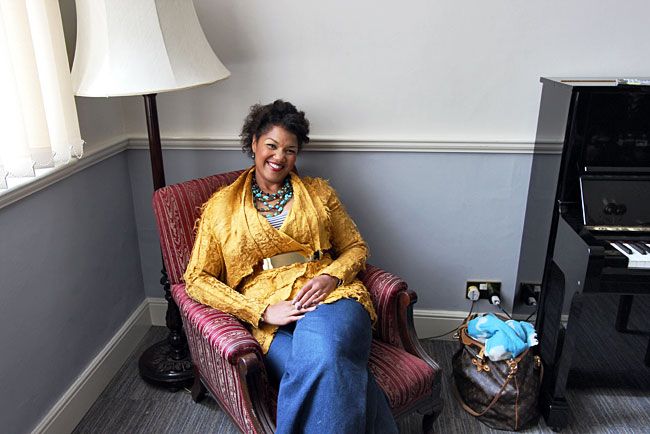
[251,125,299,190]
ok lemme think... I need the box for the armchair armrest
[360,264,408,347]
[172,283,275,433]
[360,265,442,374]
[172,283,263,364]
[397,290,442,374]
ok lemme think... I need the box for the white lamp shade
[71,0,230,97]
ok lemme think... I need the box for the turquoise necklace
[252,175,293,217]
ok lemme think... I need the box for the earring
[252,152,256,159]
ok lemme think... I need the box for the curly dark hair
[240,100,310,156]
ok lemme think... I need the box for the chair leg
[191,366,207,403]
[422,411,436,434]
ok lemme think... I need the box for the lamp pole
[143,94,165,190]
[137,94,193,390]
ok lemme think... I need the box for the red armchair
[153,169,443,433]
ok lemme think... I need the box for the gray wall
[0,154,144,434]
[129,148,532,312]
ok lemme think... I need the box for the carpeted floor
[73,294,650,434]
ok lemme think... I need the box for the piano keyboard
[610,241,650,269]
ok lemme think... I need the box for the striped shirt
[265,213,288,229]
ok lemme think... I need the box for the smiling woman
[184,100,398,433]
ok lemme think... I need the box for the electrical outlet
[466,281,501,301]
[519,282,541,306]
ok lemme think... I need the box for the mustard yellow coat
[184,168,376,353]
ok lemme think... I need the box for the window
[0,0,82,190]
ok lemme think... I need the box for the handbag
[451,314,543,431]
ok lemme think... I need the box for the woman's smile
[267,160,284,171]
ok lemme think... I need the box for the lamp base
[138,339,193,391]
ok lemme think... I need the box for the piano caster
[615,295,634,332]
[540,390,569,432]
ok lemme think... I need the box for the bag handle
[456,314,484,348]
[452,366,514,417]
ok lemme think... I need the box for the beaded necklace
[251,174,293,217]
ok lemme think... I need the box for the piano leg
[615,295,650,367]
[615,294,634,332]
[537,261,586,432]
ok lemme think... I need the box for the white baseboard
[147,296,168,326]
[150,297,470,341]
[146,297,471,341]
[150,298,470,341]
[413,308,566,341]
[414,309,470,341]
[151,300,544,342]
[32,299,151,434]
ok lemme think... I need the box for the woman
[184,100,397,434]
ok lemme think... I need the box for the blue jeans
[265,299,398,434]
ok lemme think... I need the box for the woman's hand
[262,300,316,326]
[292,274,339,310]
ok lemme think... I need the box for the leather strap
[452,367,513,417]
[459,323,481,348]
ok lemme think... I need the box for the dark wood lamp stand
[137,94,193,390]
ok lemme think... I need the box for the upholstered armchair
[153,169,443,433]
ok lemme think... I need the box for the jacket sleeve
[184,203,268,327]
[319,181,369,285]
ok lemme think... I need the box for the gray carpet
[73,294,650,434]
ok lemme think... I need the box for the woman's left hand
[292,274,339,309]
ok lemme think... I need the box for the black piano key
[614,241,633,254]
[629,242,646,255]
[637,242,650,254]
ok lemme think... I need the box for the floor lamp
[71,0,230,390]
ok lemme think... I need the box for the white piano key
[609,242,650,269]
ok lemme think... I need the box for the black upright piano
[519,78,650,431]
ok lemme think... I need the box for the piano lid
[542,77,650,87]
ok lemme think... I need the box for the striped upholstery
[153,170,244,285]
[369,339,435,413]
[173,283,261,434]
[360,265,407,347]
[154,170,440,434]
[172,283,435,419]
[172,283,262,364]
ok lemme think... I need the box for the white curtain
[0,0,82,190]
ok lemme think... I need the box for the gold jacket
[184,168,376,353]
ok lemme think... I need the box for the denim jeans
[265,298,398,434]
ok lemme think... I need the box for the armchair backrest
[152,169,245,284]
